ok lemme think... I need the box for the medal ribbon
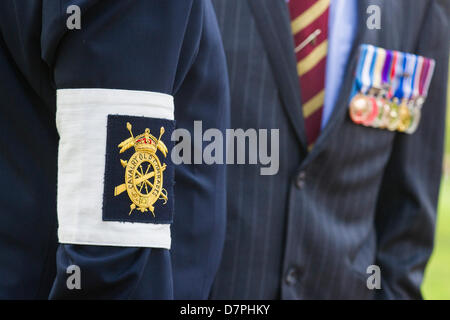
[354,45,368,92]
[402,53,418,100]
[418,58,430,97]
[372,47,386,90]
[412,56,424,99]
[387,51,398,99]
[423,58,436,97]
[381,50,393,87]
[392,52,406,99]
[360,45,376,94]
[350,44,436,133]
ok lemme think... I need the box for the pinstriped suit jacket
[209,0,449,299]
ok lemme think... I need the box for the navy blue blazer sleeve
[35,0,227,299]
[374,0,449,299]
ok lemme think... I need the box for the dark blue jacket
[211,0,448,299]
[0,0,229,299]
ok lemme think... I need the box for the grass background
[421,64,450,299]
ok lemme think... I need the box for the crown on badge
[134,128,158,153]
[118,122,167,156]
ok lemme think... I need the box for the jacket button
[295,171,306,189]
[285,267,301,286]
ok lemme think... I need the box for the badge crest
[113,122,168,216]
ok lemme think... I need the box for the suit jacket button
[295,171,306,189]
[285,267,301,285]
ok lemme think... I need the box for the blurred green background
[421,63,450,300]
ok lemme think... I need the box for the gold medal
[378,100,391,129]
[397,99,412,132]
[370,88,389,128]
[386,98,400,131]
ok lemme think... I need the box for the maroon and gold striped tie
[288,0,330,149]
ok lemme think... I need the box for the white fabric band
[56,88,174,248]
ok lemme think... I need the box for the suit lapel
[248,0,308,151]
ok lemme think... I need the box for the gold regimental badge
[114,122,168,216]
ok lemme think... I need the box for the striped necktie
[288,0,330,148]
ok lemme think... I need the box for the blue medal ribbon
[392,52,406,100]
[402,53,418,100]
[361,45,376,94]
[354,45,369,91]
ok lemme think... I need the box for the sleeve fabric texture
[0,0,229,299]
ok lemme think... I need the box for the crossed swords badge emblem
[114,122,168,216]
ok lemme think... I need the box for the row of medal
[349,44,435,134]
